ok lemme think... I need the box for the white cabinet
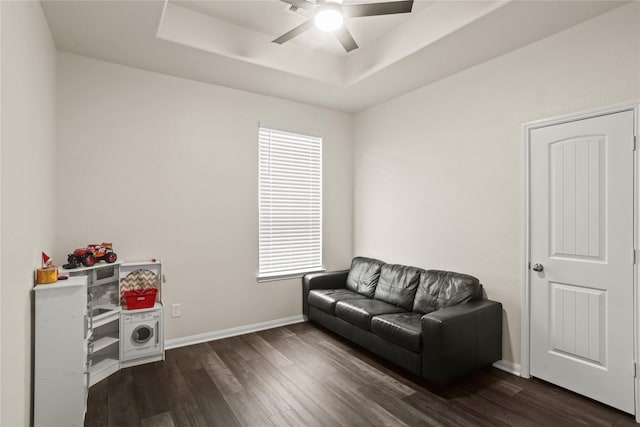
[34,276,88,427]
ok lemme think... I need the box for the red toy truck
[66,243,117,268]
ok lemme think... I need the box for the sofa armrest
[302,270,349,317]
[421,299,502,381]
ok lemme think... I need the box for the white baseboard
[166,317,524,380]
[165,315,305,350]
[493,359,522,376]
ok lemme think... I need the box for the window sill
[257,269,325,283]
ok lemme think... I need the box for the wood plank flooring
[86,322,636,427]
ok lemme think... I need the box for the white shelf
[89,357,119,387]
[34,276,87,292]
[121,260,162,268]
[121,302,163,314]
[92,307,121,328]
[60,260,123,275]
[92,336,119,354]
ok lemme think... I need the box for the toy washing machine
[120,303,164,368]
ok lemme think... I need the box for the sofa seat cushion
[371,312,422,353]
[335,299,406,331]
[345,257,385,298]
[308,289,368,315]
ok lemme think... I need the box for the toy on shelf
[36,252,58,284]
[64,243,118,269]
[42,252,53,268]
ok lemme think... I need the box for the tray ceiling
[176,0,432,58]
[41,0,626,112]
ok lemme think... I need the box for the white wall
[353,3,640,366]
[56,53,353,341]
[1,1,57,425]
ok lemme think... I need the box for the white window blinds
[258,127,322,279]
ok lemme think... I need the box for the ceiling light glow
[314,7,343,32]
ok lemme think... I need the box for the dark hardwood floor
[86,322,636,427]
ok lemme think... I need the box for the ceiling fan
[273,0,414,53]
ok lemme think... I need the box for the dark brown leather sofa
[303,257,502,381]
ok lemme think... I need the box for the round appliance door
[132,324,154,344]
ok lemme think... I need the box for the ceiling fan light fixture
[275,0,414,51]
[314,6,344,32]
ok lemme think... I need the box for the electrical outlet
[171,303,181,318]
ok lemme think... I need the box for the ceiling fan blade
[272,20,315,44]
[279,0,316,11]
[335,26,358,52]
[343,0,413,18]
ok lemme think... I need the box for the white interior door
[529,110,635,414]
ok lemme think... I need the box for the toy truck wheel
[105,252,117,263]
[81,255,96,267]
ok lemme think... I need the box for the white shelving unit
[34,276,89,427]
[34,258,167,426]
[39,260,166,392]
[89,309,120,385]
[61,262,122,387]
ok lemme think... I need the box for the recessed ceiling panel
[176,0,432,57]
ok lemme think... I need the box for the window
[258,126,322,279]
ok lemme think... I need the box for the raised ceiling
[41,0,626,112]
[176,0,432,58]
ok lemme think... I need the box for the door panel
[530,110,635,414]
[550,282,605,365]
[550,136,605,259]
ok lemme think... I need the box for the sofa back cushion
[373,264,423,310]
[346,257,385,298]
[413,270,480,315]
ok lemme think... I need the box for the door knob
[532,263,544,272]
